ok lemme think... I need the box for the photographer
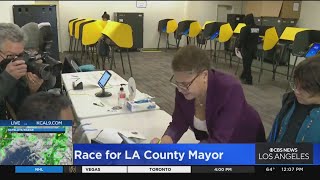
[0,23,55,119]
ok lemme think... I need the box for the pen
[158,140,161,144]
[93,102,104,107]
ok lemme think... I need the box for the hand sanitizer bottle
[118,85,126,108]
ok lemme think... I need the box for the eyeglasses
[169,73,201,91]
[0,50,25,61]
[289,81,310,96]
[289,81,297,92]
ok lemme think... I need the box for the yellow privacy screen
[233,23,246,34]
[82,21,104,45]
[280,27,309,41]
[166,19,178,33]
[218,23,233,43]
[102,21,133,48]
[189,21,202,38]
[74,19,93,39]
[263,27,279,51]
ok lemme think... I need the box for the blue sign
[73,144,255,165]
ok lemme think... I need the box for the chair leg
[69,36,73,52]
[119,49,125,74]
[157,32,161,50]
[109,47,115,70]
[235,57,240,75]
[289,56,298,81]
[166,34,169,49]
[127,49,133,77]
[258,52,265,83]
[94,45,100,69]
[229,52,232,68]
[217,42,222,64]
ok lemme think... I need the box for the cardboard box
[243,1,301,19]
[243,1,282,17]
[279,1,301,19]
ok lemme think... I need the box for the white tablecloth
[74,110,198,144]
[62,71,159,121]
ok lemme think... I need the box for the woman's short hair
[172,45,211,73]
[294,55,320,96]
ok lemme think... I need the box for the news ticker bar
[0,120,72,126]
[7,128,65,133]
[0,166,319,174]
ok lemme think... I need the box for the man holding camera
[0,23,46,119]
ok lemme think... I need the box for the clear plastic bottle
[118,86,126,108]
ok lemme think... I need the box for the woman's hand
[150,135,173,144]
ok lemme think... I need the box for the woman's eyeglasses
[169,73,200,91]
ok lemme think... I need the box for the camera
[23,51,62,80]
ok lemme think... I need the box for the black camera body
[23,52,62,80]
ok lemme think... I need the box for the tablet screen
[98,71,112,88]
[305,43,320,58]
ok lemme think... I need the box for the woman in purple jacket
[151,45,266,144]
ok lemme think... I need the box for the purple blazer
[164,70,266,143]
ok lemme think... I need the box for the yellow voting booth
[157,19,178,49]
[68,18,81,52]
[280,27,308,41]
[258,27,279,83]
[102,21,133,76]
[82,21,104,46]
[216,23,234,64]
[233,23,246,34]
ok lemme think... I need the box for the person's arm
[237,27,248,50]
[0,70,19,99]
[204,84,247,143]
[162,89,189,143]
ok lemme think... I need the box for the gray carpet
[63,48,292,136]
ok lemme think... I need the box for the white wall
[297,1,320,30]
[0,1,35,23]
[2,1,243,52]
[185,1,242,25]
[59,1,188,52]
[184,1,242,50]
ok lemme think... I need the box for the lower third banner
[73,144,255,165]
